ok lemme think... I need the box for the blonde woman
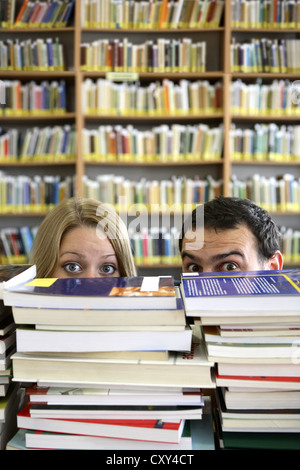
[30,197,137,278]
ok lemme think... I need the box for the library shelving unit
[0,0,299,270]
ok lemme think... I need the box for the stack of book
[180,269,300,450]
[4,274,215,450]
[0,264,36,449]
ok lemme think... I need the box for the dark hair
[179,196,281,261]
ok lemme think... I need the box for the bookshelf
[0,0,299,269]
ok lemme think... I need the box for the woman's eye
[63,263,82,273]
[100,264,116,275]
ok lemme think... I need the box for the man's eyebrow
[181,250,245,262]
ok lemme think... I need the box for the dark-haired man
[180,196,283,273]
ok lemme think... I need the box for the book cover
[4,275,176,309]
[0,264,36,298]
[181,269,300,314]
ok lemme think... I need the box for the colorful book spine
[0,125,75,162]
[10,0,75,28]
[128,226,181,266]
[82,173,223,209]
[0,38,65,71]
[0,172,75,214]
[82,78,223,116]
[231,38,300,74]
[280,226,300,264]
[230,123,300,162]
[230,79,300,116]
[80,38,206,73]
[231,0,300,29]
[81,0,224,29]
[230,173,300,213]
[82,123,223,163]
[1,80,67,116]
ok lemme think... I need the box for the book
[220,387,300,411]
[0,264,36,298]
[0,382,19,421]
[27,384,203,406]
[17,404,186,443]
[11,327,215,388]
[4,276,177,310]
[15,325,192,353]
[180,269,300,316]
[11,286,185,327]
[28,403,204,421]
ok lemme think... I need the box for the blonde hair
[30,197,137,278]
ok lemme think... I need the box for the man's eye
[187,264,200,272]
[100,264,116,274]
[63,263,81,273]
[222,262,238,271]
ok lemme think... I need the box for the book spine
[82,0,224,29]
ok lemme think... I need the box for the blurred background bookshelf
[0,0,299,272]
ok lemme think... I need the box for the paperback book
[4,275,177,310]
[181,269,300,315]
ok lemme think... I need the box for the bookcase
[0,0,299,271]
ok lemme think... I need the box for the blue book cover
[4,276,177,310]
[180,269,300,313]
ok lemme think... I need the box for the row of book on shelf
[2,123,300,162]
[0,125,76,162]
[231,79,300,116]
[0,266,215,450]
[0,0,75,29]
[230,123,300,161]
[82,123,223,162]
[2,78,299,116]
[81,0,225,29]
[230,172,300,212]
[0,171,299,212]
[0,221,300,267]
[80,37,207,74]
[231,0,300,28]
[1,80,67,115]
[0,37,65,71]
[231,38,300,74]
[82,78,223,116]
[1,264,300,449]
